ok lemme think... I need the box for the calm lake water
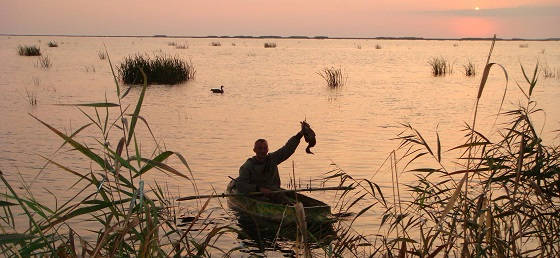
[1,36,559,255]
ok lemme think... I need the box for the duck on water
[211,85,224,93]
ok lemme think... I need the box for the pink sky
[1,0,559,38]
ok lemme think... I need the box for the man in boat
[234,128,305,199]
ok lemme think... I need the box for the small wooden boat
[226,180,332,223]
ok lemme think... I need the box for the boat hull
[226,181,331,224]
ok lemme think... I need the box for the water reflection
[232,210,336,256]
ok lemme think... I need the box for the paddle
[176,186,354,201]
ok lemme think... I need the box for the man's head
[253,139,268,160]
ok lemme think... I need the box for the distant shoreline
[1,34,559,41]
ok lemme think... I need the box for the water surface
[1,36,559,255]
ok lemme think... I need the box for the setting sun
[475,6,480,10]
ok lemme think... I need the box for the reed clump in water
[17,45,41,56]
[175,43,188,49]
[428,56,452,76]
[542,62,557,79]
[118,54,196,85]
[0,54,233,257]
[97,50,106,60]
[264,42,277,48]
[375,44,382,49]
[210,41,221,46]
[463,60,476,76]
[36,55,51,69]
[318,66,346,88]
[25,88,37,105]
[47,41,58,47]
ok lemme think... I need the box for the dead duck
[300,120,316,154]
[211,85,224,94]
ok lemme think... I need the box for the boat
[226,180,332,224]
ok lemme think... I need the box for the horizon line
[2,33,559,41]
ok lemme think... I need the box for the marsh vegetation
[264,42,277,48]
[175,43,188,49]
[463,60,476,76]
[24,88,37,105]
[318,66,346,88]
[429,57,452,76]
[97,50,106,60]
[542,62,558,78]
[36,55,51,69]
[17,45,41,56]
[118,54,196,85]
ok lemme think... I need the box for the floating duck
[211,85,224,94]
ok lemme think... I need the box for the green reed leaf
[0,200,17,206]
[29,114,109,172]
[127,68,147,146]
[55,102,120,107]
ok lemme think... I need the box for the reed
[37,55,51,69]
[97,50,106,60]
[318,66,346,88]
[375,44,382,49]
[312,38,560,257]
[168,41,177,46]
[428,56,452,76]
[264,42,277,48]
[25,88,37,105]
[379,62,560,257]
[0,53,234,257]
[118,54,196,85]
[519,43,529,48]
[210,41,221,46]
[84,65,95,72]
[47,41,58,47]
[17,45,41,56]
[175,43,188,49]
[463,60,476,76]
[542,62,557,78]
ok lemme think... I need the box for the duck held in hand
[301,120,316,154]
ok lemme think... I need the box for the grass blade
[126,69,148,146]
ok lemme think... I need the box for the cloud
[421,5,560,17]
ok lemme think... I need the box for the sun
[474,6,480,11]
